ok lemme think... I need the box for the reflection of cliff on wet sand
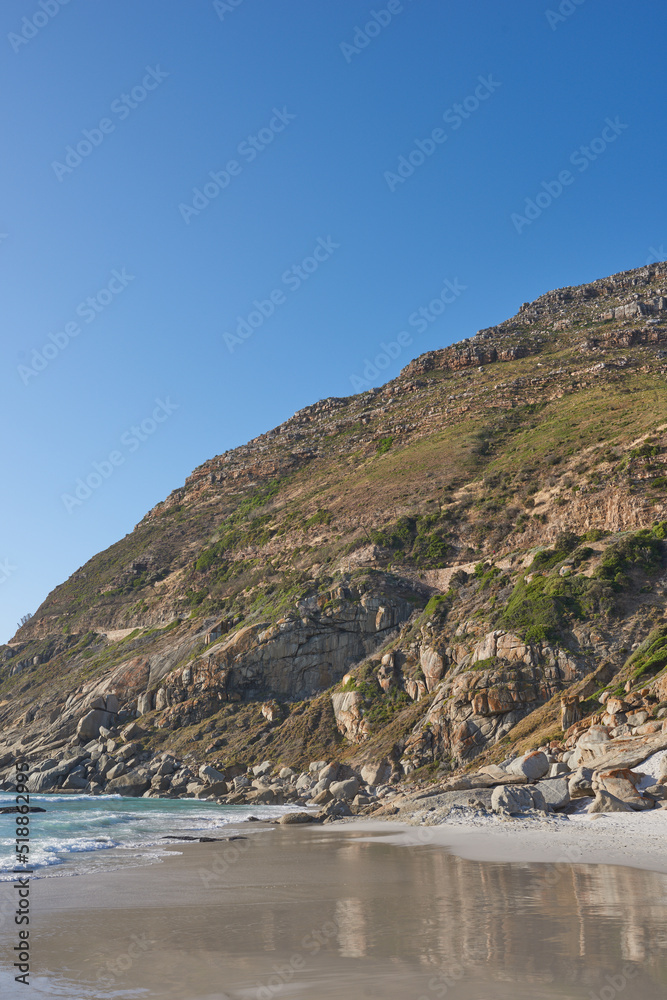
[1,827,666,999]
[329,839,667,995]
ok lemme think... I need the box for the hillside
[2,260,667,788]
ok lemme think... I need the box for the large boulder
[252,761,273,777]
[569,725,612,767]
[106,768,151,796]
[117,742,140,762]
[568,766,594,799]
[121,722,147,742]
[414,788,494,814]
[506,751,549,781]
[318,763,339,783]
[137,692,154,715]
[247,787,279,804]
[105,693,120,714]
[536,777,570,810]
[279,812,320,824]
[593,768,653,811]
[199,764,227,785]
[420,647,445,691]
[154,758,175,777]
[105,762,127,781]
[587,790,633,814]
[491,784,548,816]
[62,773,89,791]
[573,732,667,771]
[329,778,360,801]
[77,709,114,742]
[26,761,73,793]
[310,788,333,805]
[205,780,229,797]
[331,691,370,743]
[360,760,392,786]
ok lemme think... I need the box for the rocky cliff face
[2,261,667,782]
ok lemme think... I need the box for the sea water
[0,791,288,878]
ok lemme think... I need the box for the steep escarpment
[2,261,667,792]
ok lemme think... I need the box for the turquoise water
[0,792,286,878]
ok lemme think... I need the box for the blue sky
[2,0,666,643]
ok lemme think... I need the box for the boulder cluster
[0,720,403,821]
[392,727,667,822]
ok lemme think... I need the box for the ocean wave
[0,796,287,877]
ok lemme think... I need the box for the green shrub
[370,512,452,568]
[500,571,614,643]
[500,576,563,643]
[376,437,394,454]
[424,593,452,616]
[571,546,595,567]
[595,528,664,587]
[582,528,609,542]
[471,656,499,671]
[304,509,332,528]
[626,626,667,683]
[631,442,660,460]
[530,532,580,572]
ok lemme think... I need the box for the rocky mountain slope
[2,260,667,802]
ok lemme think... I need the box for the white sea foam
[0,791,287,878]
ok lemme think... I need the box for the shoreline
[14,804,667,882]
[3,816,667,999]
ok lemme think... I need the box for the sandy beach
[378,808,667,873]
[2,816,667,999]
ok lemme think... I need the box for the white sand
[343,809,667,873]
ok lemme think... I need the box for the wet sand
[2,819,667,999]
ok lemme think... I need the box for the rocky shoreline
[2,709,666,831]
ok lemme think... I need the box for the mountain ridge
[2,259,667,797]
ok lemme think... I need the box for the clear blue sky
[2,0,665,643]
